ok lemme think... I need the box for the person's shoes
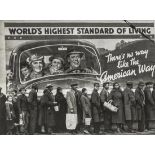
[83,129,90,134]
[116,128,121,133]
[104,130,113,134]
[41,126,45,133]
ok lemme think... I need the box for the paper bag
[66,113,78,130]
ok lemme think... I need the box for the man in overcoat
[28,83,38,134]
[91,83,101,134]
[123,81,136,132]
[135,81,145,132]
[17,86,29,134]
[66,83,82,133]
[144,82,154,130]
[39,84,55,134]
[0,87,7,135]
[100,82,112,133]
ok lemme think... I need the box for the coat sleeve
[145,90,154,105]
[129,91,135,103]
[108,91,113,101]
[47,92,54,106]
[17,96,21,114]
[123,90,129,106]
[66,92,73,110]
[152,90,155,102]
[28,91,34,103]
[81,96,88,113]
[135,89,144,106]
[100,90,106,103]
[91,92,100,107]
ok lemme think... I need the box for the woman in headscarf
[55,87,67,133]
[108,82,125,133]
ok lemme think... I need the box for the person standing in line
[144,82,154,131]
[108,82,125,133]
[123,81,136,133]
[91,83,101,134]
[55,87,67,133]
[28,83,38,134]
[12,89,19,123]
[39,84,55,134]
[66,83,82,134]
[100,82,112,133]
[80,88,92,134]
[17,86,29,134]
[151,83,155,120]
[0,87,7,135]
[135,81,145,132]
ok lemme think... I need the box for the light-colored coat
[66,89,77,114]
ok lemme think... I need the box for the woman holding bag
[108,82,125,133]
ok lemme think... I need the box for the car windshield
[19,44,101,83]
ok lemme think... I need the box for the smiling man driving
[65,49,96,74]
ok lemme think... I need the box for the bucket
[54,105,59,111]
[53,102,59,111]
[85,118,91,125]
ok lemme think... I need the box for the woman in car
[47,56,64,75]
[26,54,45,79]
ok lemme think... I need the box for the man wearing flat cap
[123,81,136,132]
[66,83,82,133]
[27,54,45,79]
[135,81,145,132]
[144,81,154,130]
[65,49,95,74]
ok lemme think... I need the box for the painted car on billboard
[7,40,101,96]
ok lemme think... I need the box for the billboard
[4,21,155,95]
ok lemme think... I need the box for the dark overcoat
[55,92,67,131]
[39,89,55,128]
[123,87,136,121]
[0,93,7,134]
[91,89,101,123]
[135,87,145,121]
[28,89,38,134]
[144,87,155,120]
[80,94,91,122]
[108,88,125,124]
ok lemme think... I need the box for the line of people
[0,80,155,135]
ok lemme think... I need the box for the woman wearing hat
[27,54,45,79]
[108,82,125,133]
[48,56,64,75]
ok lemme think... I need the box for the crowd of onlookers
[0,80,155,135]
